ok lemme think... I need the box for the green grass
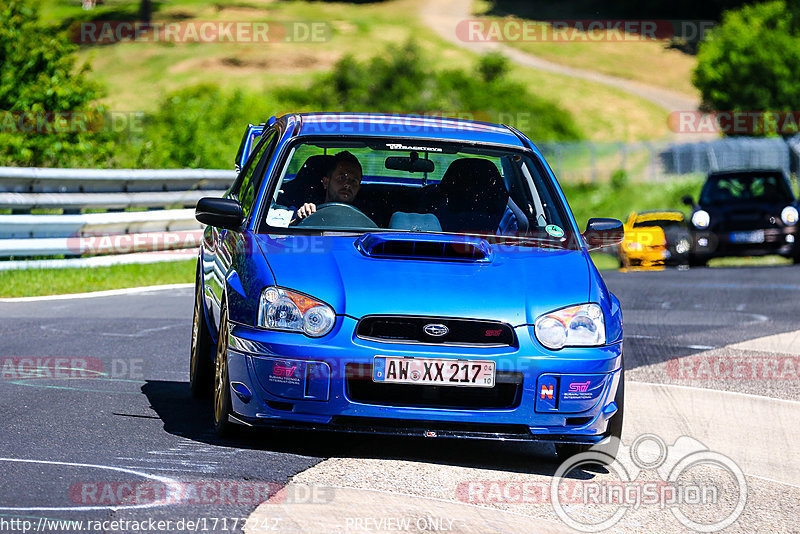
[562,175,704,229]
[471,4,699,97]
[590,252,619,271]
[0,260,194,297]
[708,256,793,268]
[37,0,673,142]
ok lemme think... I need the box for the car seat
[276,154,333,209]
[425,158,509,234]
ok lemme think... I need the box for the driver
[295,151,362,220]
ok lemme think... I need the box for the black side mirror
[681,195,694,207]
[196,197,244,230]
[583,218,624,251]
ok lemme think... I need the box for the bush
[278,40,581,141]
[112,41,581,169]
[113,85,280,169]
[561,176,704,228]
[0,1,112,166]
[610,169,629,190]
[693,0,800,135]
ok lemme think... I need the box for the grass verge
[562,175,704,229]
[471,4,699,97]
[0,260,195,298]
[590,253,619,271]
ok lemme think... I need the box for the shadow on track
[142,380,606,480]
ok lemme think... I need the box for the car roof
[289,113,528,148]
[633,210,685,222]
[635,209,685,216]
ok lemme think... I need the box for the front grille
[345,363,523,409]
[356,316,516,347]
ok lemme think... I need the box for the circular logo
[545,225,565,238]
[423,323,449,337]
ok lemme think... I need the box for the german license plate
[730,230,765,244]
[372,357,495,388]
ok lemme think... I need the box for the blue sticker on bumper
[536,373,608,413]
[252,357,330,401]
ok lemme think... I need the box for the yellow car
[618,210,692,268]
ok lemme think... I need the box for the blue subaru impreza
[191,113,625,462]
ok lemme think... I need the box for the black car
[682,169,800,265]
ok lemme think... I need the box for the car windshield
[262,139,576,249]
[633,213,685,229]
[699,173,793,205]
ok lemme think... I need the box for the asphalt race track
[0,265,798,533]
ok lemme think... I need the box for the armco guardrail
[1,209,200,239]
[0,190,226,210]
[0,166,235,192]
[0,166,235,269]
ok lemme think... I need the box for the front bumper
[225,318,623,443]
[693,227,799,259]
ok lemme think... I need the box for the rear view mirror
[385,152,435,173]
[583,218,624,251]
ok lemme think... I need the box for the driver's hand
[296,203,317,219]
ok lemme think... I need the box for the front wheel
[555,366,625,465]
[190,278,213,398]
[213,303,235,437]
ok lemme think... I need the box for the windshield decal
[385,143,443,152]
[545,225,564,238]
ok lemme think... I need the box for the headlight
[257,287,335,337]
[691,210,710,229]
[625,241,643,251]
[781,206,798,226]
[534,303,605,350]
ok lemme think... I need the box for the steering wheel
[295,202,378,228]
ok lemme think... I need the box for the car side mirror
[681,195,694,207]
[196,197,244,230]
[583,218,624,251]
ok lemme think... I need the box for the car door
[205,128,277,334]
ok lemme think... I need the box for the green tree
[139,0,152,23]
[693,0,800,135]
[279,41,580,141]
[0,1,111,166]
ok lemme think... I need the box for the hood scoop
[355,233,492,262]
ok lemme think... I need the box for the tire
[213,302,236,437]
[190,274,213,398]
[555,365,625,465]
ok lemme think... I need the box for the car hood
[255,233,591,325]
